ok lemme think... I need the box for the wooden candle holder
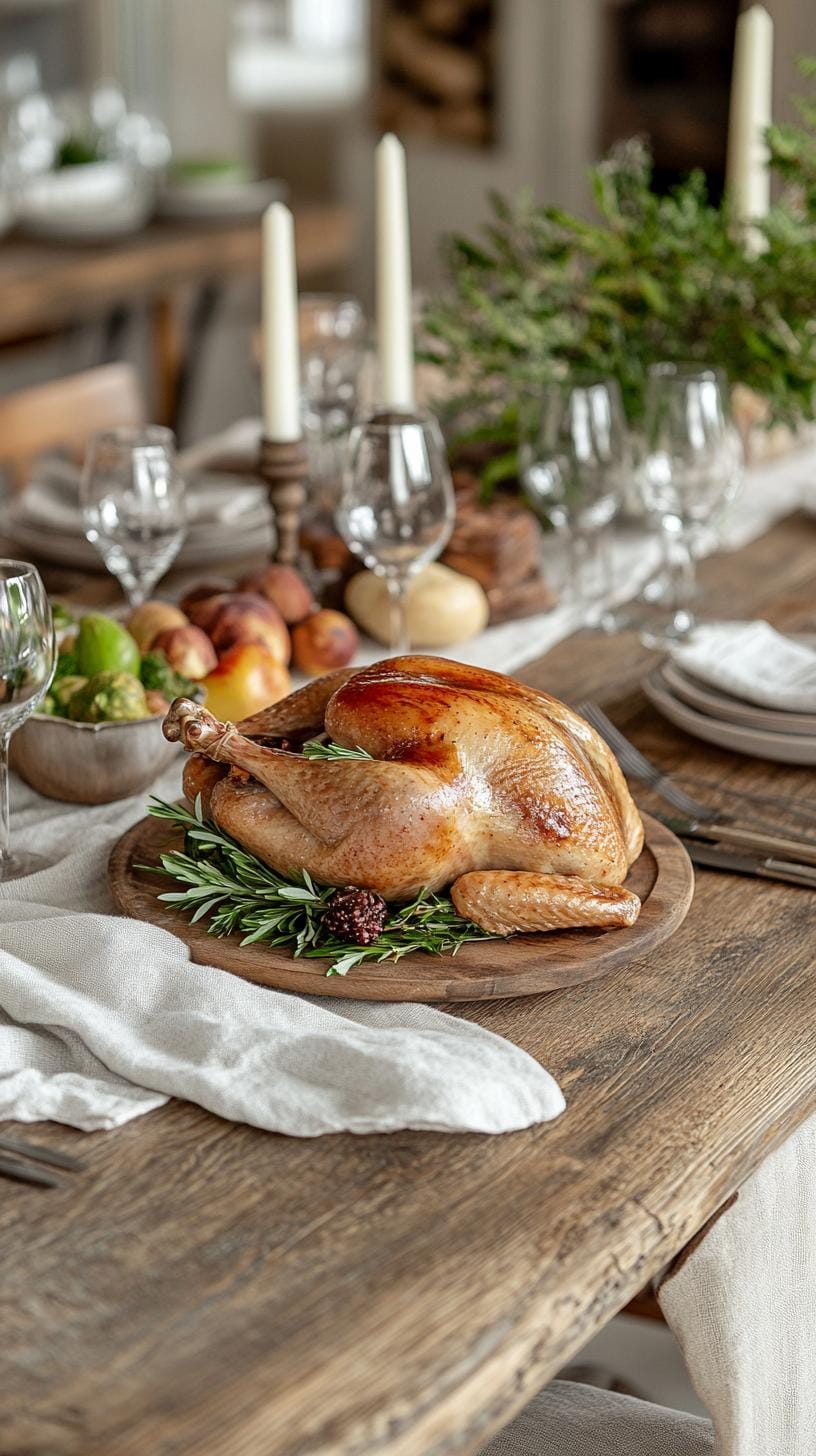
[259,436,309,566]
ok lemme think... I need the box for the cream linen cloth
[672,620,816,713]
[480,1381,713,1455]
[0,765,564,1136]
[479,1115,816,1454]
[658,1112,816,1455]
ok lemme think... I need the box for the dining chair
[0,363,146,494]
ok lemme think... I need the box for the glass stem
[665,521,697,633]
[386,573,410,655]
[0,730,10,873]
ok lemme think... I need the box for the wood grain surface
[108,812,693,1000]
[2,513,816,1456]
[0,206,356,341]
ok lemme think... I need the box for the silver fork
[576,700,720,820]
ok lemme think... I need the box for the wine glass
[521,378,631,628]
[0,560,55,879]
[300,294,367,517]
[639,364,743,647]
[336,408,456,653]
[80,426,187,607]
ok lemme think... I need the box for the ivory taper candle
[376,132,415,410]
[726,5,774,225]
[262,202,301,441]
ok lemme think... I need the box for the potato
[345,564,489,647]
[127,600,187,653]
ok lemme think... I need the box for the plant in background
[422,61,816,497]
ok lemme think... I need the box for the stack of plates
[643,648,816,765]
[5,473,274,574]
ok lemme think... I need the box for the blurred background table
[0,205,356,432]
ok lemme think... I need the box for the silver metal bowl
[10,712,179,804]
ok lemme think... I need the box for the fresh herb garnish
[301,739,372,761]
[147,796,501,976]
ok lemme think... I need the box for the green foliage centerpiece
[422,61,816,495]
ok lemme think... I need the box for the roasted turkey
[163,656,644,936]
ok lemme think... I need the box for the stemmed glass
[80,426,187,607]
[0,560,55,880]
[336,408,456,653]
[300,295,366,516]
[639,364,743,647]
[520,378,631,628]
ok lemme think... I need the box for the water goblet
[639,364,743,647]
[0,559,55,879]
[336,408,456,653]
[521,378,632,628]
[300,294,366,516]
[80,426,186,607]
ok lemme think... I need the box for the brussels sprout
[39,694,56,716]
[139,650,198,702]
[67,671,149,723]
[51,603,76,632]
[53,647,80,681]
[50,675,88,714]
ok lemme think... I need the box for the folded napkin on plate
[177,416,262,476]
[672,621,816,713]
[12,452,267,536]
[0,768,564,1137]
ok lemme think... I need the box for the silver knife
[683,839,816,888]
[665,816,816,869]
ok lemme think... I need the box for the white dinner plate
[642,670,816,765]
[660,660,816,737]
[4,516,274,573]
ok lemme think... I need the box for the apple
[152,625,218,681]
[179,580,235,618]
[127,600,188,653]
[239,564,317,625]
[291,609,358,676]
[202,643,291,721]
[205,593,290,664]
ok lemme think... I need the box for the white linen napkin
[479,1380,713,1455]
[672,621,816,713]
[0,768,564,1136]
[658,1111,816,1456]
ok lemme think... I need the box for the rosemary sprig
[301,739,372,761]
[146,796,501,976]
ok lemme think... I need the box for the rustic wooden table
[0,205,356,428]
[2,513,816,1456]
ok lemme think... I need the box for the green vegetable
[76,614,140,679]
[50,675,88,714]
[51,603,76,631]
[57,136,100,168]
[68,671,148,723]
[147,797,503,978]
[54,647,79,681]
[139,650,198,702]
[39,695,56,716]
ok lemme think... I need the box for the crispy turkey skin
[165,656,643,934]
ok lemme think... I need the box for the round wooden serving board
[108,812,694,1002]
